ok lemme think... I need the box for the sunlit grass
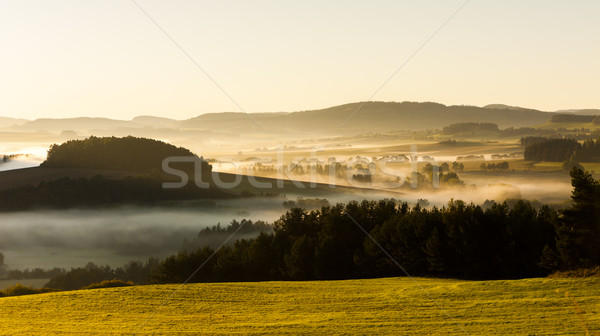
[0,277,599,335]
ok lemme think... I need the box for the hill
[574,109,600,116]
[41,136,208,173]
[483,104,532,111]
[182,101,553,135]
[132,116,181,128]
[0,277,598,335]
[0,135,395,209]
[17,117,142,133]
[0,117,28,128]
[3,101,554,138]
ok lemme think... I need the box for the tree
[285,235,316,280]
[452,161,464,172]
[562,160,584,172]
[543,167,600,269]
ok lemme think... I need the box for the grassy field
[0,277,599,335]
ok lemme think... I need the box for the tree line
[480,162,509,171]
[146,167,599,283]
[44,260,160,290]
[549,114,598,124]
[524,138,600,162]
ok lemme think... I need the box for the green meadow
[1,277,599,335]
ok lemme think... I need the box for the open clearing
[0,277,599,335]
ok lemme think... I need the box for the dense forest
[42,136,211,174]
[149,200,554,282]
[524,138,600,162]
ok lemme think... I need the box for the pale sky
[1,0,599,120]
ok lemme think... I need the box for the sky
[0,0,599,120]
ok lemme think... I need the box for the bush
[81,280,134,290]
[549,266,600,278]
[0,284,57,297]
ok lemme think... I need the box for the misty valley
[3,2,600,333]
[1,102,599,334]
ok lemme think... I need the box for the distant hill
[182,101,553,135]
[2,101,556,137]
[573,109,600,116]
[483,104,531,111]
[0,117,29,128]
[18,117,142,133]
[132,116,181,128]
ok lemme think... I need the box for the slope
[0,277,598,335]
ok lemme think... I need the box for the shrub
[0,284,57,297]
[548,266,600,278]
[81,280,135,290]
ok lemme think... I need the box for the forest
[34,167,600,290]
[524,138,600,162]
[549,114,598,123]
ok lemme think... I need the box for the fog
[0,158,40,172]
[0,139,577,272]
[0,199,287,270]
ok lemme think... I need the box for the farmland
[1,277,599,335]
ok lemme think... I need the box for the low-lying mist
[0,199,287,270]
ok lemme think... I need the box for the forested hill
[3,101,555,136]
[182,101,553,133]
[0,137,228,210]
[41,136,211,173]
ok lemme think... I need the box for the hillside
[132,116,181,128]
[182,101,553,134]
[0,117,28,128]
[0,135,395,209]
[41,136,207,173]
[17,117,142,133]
[2,101,555,138]
[0,277,598,335]
[483,104,532,111]
[575,109,600,116]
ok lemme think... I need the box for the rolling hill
[0,277,598,335]
[2,101,556,138]
[182,101,554,135]
[0,117,28,129]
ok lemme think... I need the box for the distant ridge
[132,116,181,128]
[181,101,553,134]
[18,117,142,133]
[553,109,600,116]
[483,104,532,111]
[2,101,556,135]
[573,109,600,116]
[0,117,29,128]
